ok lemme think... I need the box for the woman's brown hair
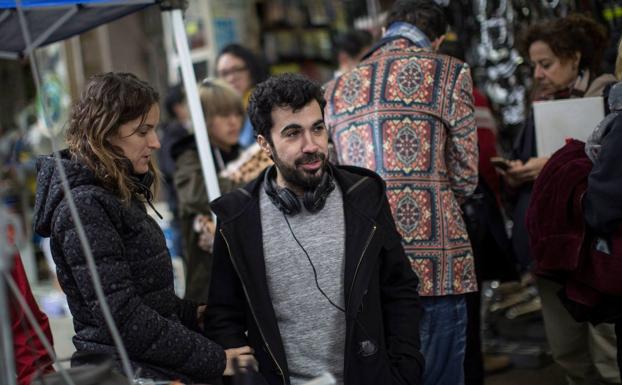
[65,72,160,203]
[519,14,608,76]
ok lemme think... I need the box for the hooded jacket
[33,151,225,383]
[205,165,424,385]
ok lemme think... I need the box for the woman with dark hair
[505,15,619,385]
[216,43,269,148]
[32,72,249,383]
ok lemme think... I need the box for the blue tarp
[0,0,158,57]
[0,0,130,8]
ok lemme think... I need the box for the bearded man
[204,73,424,385]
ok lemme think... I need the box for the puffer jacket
[33,150,225,383]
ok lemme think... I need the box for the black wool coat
[33,151,225,383]
[205,165,424,385]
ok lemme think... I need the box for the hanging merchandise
[472,0,529,142]
[439,0,617,151]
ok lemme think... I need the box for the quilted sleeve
[54,195,225,382]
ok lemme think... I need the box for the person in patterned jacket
[324,1,478,384]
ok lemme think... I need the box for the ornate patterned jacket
[324,37,478,296]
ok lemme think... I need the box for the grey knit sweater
[260,186,346,384]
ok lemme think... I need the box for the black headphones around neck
[263,164,335,215]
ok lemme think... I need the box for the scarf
[383,21,432,49]
[585,81,622,163]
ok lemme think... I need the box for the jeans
[420,295,467,385]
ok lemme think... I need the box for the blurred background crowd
[3,1,622,384]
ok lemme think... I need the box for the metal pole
[0,279,16,385]
[169,9,222,208]
[0,209,18,385]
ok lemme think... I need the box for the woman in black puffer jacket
[33,73,236,383]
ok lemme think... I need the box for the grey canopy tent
[0,1,220,384]
[0,0,156,59]
[0,0,220,204]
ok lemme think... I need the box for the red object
[477,127,501,199]
[9,253,55,385]
[525,139,622,307]
[473,88,501,200]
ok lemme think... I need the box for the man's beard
[272,150,327,191]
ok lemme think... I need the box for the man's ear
[257,135,272,158]
[431,34,446,52]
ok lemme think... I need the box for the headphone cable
[283,214,346,313]
[282,214,378,355]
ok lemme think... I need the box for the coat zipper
[344,224,376,385]
[219,229,287,385]
[347,224,377,309]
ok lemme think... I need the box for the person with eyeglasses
[216,44,269,148]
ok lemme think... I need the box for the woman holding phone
[507,15,619,385]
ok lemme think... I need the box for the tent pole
[169,9,222,210]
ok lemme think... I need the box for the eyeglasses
[217,65,248,78]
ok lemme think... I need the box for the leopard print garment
[219,143,273,184]
[194,144,273,251]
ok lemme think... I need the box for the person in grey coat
[33,72,247,383]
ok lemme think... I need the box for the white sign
[533,96,605,156]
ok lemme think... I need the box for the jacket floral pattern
[324,37,479,296]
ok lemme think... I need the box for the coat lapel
[343,203,377,315]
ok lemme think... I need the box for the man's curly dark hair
[248,73,326,144]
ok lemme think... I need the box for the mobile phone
[490,157,511,171]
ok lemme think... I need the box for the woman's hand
[508,157,549,184]
[498,157,549,188]
[224,346,258,376]
[496,159,524,188]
